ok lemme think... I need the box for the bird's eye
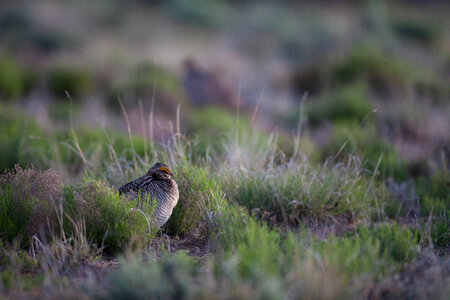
[159,166,171,173]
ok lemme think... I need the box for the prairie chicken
[119,163,179,228]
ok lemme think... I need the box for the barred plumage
[119,163,179,228]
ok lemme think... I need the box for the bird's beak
[170,171,176,178]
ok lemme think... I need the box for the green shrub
[0,108,152,176]
[0,56,36,100]
[189,106,241,135]
[0,165,158,253]
[187,106,254,158]
[0,166,63,245]
[221,154,381,224]
[53,126,150,172]
[416,166,449,215]
[63,180,157,253]
[166,162,222,234]
[47,66,92,99]
[392,19,441,45]
[188,108,231,156]
[0,269,44,293]
[324,121,408,180]
[106,62,184,112]
[430,214,449,251]
[364,223,419,262]
[0,107,48,171]
[92,210,421,299]
[103,253,197,300]
[313,223,419,276]
[0,56,23,99]
[217,210,285,277]
[306,82,373,125]
[331,46,410,93]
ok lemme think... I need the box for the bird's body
[119,163,179,228]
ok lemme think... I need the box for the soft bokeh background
[1,0,449,183]
[1,1,449,298]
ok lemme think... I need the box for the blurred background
[0,0,449,189]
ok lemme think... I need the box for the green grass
[331,45,410,93]
[0,1,449,298]
[221,154,381,224]
[0,107,152,178]
[0,56,36,100]
[0,106,48,170]
[306,82,373,125]
[0,111,446,299]
[106,62,185,113]
[430,213,449,252]
[0,166,62,245]
[166,162,222,234]
[47,66,92,99]
[324,120,408,181]
[102,252,198,299]
[416,165,449,215]
[187,106,254,158]
[96,213,421,300]
[0,166,157,253]
[311,223,419,276]
[63,179,157,253]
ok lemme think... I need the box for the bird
[118,163,179,228]
[182,58,237,109]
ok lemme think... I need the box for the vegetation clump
[306,83,373,125]
[48,66,92,99]
[0,166,157,254]
[0,165,62,245]
[0,56,36,100]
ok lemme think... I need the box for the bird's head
[147,162,175,180]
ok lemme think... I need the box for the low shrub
[100,214,421,299]
[324,121,408,181]
[416,166,449,215]
[331,46,410,94]
[103,253,198,300]
[221,155,381,224]
[430,214,449,252]
[0,166,63,245]
[0,56,36,100]
[306,82,373,125]
[392,18,441,45]
[166,163,222,234]
[0,107,48,171]
[47,66,92,99]
[105,62,184,113]
[313,223,419,276]
[63,180,157,253]
[0,166,157,253]
[187,106,248,158]
[0,109,151,177]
